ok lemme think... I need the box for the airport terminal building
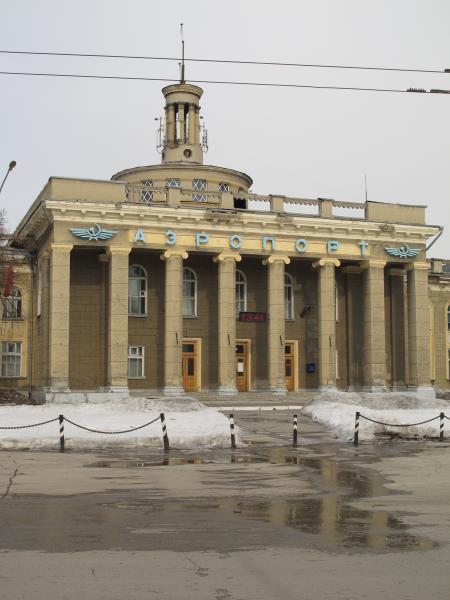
[2,81,450,401]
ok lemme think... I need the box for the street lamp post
[0,161,17,195]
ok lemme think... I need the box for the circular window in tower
[184,149,192,158]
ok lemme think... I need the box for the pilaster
[263,255,290,394]
[313,258,340,390]
[161,249,188,395]
[214,252,242,395]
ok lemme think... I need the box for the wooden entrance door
[182,341,198,392]
[285,342,296,391]
[236,341,249,391]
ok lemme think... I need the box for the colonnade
[46,244,432,394]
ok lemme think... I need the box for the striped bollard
[353,411,360,447]
[160,413,170,451]
[59,414,65,453]
[293,414,298,448]
[440,412,444,442]
[229,413,236,449]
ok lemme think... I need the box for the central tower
[161,83,205,164]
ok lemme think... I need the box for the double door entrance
[181,338,297,392]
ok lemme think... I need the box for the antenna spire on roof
[180,22,185,83]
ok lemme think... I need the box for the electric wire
[0,70,427,94]
[0,49,448,75]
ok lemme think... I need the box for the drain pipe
[426,226,444,253]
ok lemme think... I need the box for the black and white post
[353,411,360,447]
[59,414,65,453]
[229,413,236,449]
[293,414,298,448]
[160,413,170,451]
[440,412,445,442]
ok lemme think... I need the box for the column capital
[312,258,340,269]
[213,252,242,263]
[405,261,429,271]
[50,243,73,253]
[160,249,188,261]
[360,259,386,270]
[106,246,130,256]
[262,255,290,266]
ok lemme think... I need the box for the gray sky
[1,0,450,256]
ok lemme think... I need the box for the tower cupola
[160,83,206,164]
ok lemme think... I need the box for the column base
[217,384,238,396]
[318,385,338,393]
[162,385,185,397]
[411,386,436,400]
[269,385,287,396]
[34,388,129,404]
[361,385,388,393]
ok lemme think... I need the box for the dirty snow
[0,397,236,450]
[303,390,450,441]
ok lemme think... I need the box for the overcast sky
[1,0,450,256]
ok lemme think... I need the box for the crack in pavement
[1,467,19,499]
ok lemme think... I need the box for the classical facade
[2,80,450,401]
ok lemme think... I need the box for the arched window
[2,287,22,320]
[236,270,247,316]
[285,273,294,320]
[183,268,197,317]
[128,265,147,315]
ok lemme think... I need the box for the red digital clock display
[238,312,267,323]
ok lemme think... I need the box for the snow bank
[303,390,450,441]
[0,397,237,450]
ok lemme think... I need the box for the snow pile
[0,397,236,450]
[303,390,450,441]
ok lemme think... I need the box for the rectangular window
[165,178,181,188]
[1,342,22,377]
[140,179,154,203]
[218,182,230,193]
[128,345,144,378]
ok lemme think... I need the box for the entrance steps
[191,390,317,409]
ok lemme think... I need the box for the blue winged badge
[384,244,421,259]
[70,223,117,241]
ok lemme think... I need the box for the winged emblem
[384,243,421,259]
[70,223,117,241]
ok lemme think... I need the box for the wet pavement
[0,410,449,599]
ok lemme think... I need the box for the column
[161,249,188,395]
[188,104,195,144]
[389,268,407,389]
[264,255,290,393]
[107,247,130,393]
[48,243,73,391]
[362,260,387,391]
[313,258,340,390]
[342,266,363,389]
[167,104,175,144]
[407,262,433,393]
[194,107,200,144]
[178,103,185,143]
[215,253,241,394]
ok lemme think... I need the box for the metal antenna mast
[180,23,185,83]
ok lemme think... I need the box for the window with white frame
[183,268,197,317]
[165,178,181,188]
[128,345,144,378]
[285,273,294,320]
[192,179,208,202]
[1,342,22,377]
[140,179,153,203]
[2,287,22,320]
[128,265,147,315]
[236,270,247,316]
[218,182,230,193]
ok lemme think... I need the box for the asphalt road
[0,410,449,600]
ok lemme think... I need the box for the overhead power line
[0,49,449,75]
[0,70,449,95]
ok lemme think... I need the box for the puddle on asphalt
[85,446,437,553]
